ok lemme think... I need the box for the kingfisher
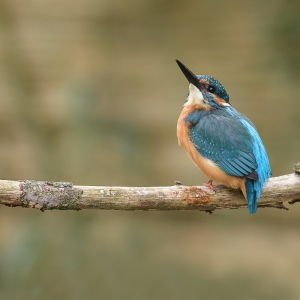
[176,59,271,214]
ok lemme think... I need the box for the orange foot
[203,180,216,192]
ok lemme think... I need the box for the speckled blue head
[176,60,230,108]
[195,74,230,103]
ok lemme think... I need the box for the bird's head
[176,59,230,110]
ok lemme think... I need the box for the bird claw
[202,180,216,192]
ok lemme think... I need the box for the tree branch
[0,172,299,212]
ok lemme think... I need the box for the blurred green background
[0,0,300,299]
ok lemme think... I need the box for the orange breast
[177,106,246,195]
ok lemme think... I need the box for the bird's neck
[183,103,211,111]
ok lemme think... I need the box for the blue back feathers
[185,106,271,214]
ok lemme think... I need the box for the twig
[0,173,299,213]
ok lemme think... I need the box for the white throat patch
[184,83,207,106]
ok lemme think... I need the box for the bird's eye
[208,85,216,93]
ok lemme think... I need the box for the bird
[175,59,271,214]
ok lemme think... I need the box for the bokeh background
[0,0,300,299]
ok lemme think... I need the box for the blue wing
[185,107,271,213]
[186,107,259,178]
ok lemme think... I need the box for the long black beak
[175,60,201,89]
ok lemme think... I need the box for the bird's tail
[245,178,258,214]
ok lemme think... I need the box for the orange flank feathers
[177,105,247,197]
